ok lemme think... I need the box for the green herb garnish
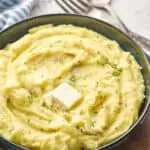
[113,68,122,76]
[69,74,77,83]
[96,55,108,66]
[92,110,98,114]
[72,124,80,129]
[42,101,46,107]
[91,120,96,126]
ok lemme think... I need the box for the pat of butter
[51,82,81,108]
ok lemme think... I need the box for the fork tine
[79,0,90,8]
[62,0,82,14]
[55,0,91,14]
[55,0,71,13]
[69,0,88,12]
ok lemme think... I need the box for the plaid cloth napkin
[0,0,37,31]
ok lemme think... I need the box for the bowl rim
[0,14,149,150]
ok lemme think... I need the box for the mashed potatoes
[0,25,144,150]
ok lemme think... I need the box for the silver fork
[55,0,150,58]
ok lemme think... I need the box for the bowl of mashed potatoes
[0,14,149,150]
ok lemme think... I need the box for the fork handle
[101,5,150,58]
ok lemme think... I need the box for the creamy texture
[0,25,144,150]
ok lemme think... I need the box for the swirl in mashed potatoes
[0,25,144,150]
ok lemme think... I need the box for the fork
[55,0,150,58]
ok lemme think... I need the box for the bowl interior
[0,14,149,150]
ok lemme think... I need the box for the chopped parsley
[69,74,77,83]
[113,68,122,76]
[72,124,80,129]
[96,56,109,66]
[91,120,96,126]
[42,101,46,107]
[6,98,10,104]
[96,60,102,65]
[96,81,99,87]
[27,118,31,123]
[92,110,98,114]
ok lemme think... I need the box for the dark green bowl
[0,14,149,150]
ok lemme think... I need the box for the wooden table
[116,110,150,150]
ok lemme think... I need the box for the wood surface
[117,111,150,150]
